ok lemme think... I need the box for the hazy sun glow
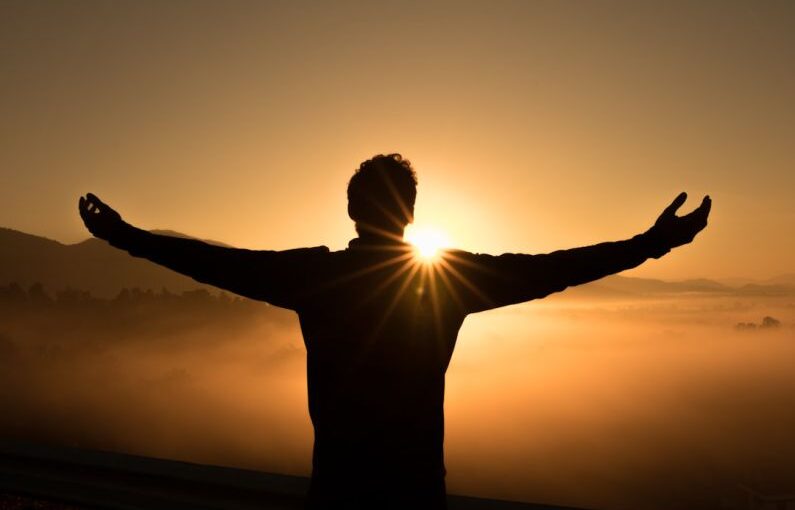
[405,225,451,261]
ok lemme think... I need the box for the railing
[0,440,584,510]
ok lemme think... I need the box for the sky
[1,0,793,280]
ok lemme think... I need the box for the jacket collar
[348,235,410,251]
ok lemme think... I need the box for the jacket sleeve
[106,224,328,309]
[438,232,669,314]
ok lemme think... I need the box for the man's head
[347,154,417,237]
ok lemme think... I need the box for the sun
[405,225,450,261]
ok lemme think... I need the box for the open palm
[647,192,711,252]
[78,193,126,242]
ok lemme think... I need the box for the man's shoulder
[438,247,486,264]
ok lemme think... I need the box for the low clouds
[1,286,794,509]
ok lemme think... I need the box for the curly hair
[347,154,418,231]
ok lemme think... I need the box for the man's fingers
[699,195,712,217]
[678,196,712,238]
[79,195,95,216]
[82,192,117,217]
[662,192,688,218]
[86,193,105,212]
[79,194,103,222]
[696,195,711,228]
[684,195,712,220]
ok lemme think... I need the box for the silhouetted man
[79,154,711,509]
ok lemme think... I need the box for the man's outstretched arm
[78,193,324,307]
[443,192,712,313]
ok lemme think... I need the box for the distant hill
[766,273,795,286]
[580,275,728,295]
[720,274,795,288]
[553,275,722,300]
[0,227,214,298]
[1,227,793,299]
[555,274,795,299]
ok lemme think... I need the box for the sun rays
[343,226,484,341]
[405,225,450,262]
[313,224,485,349]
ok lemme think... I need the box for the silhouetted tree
[28,282,52,307]
[735,316,783,331]
[114,287,132,304]
[761,316,781,329]
[0,282,26,304]
[735,322,757,331]
[56,287,94,306]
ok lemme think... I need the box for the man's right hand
[78,193,128,242]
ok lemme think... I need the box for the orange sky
[1,1,793,280]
